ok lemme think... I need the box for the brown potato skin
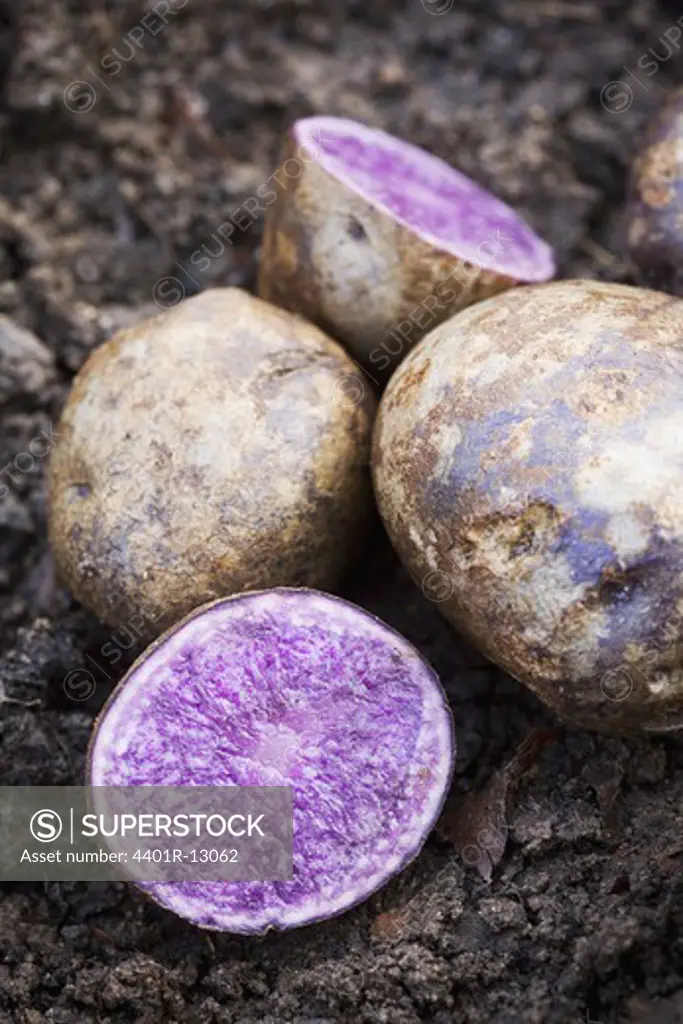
[373,280,683,735]
[626,86,683,294]
[258,133,516,380]
[48,288,376,638]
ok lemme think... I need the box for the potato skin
[258,133,516,379]
[48,288,376,638]
[373,280,683,735]
[626,87,683,294]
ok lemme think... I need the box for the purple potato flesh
[302,117,555,282]
[89,588,455,933]
[258,116,555,374]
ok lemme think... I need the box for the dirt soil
[2,1,683,1022]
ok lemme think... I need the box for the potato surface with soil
[373,279,683,735]
[48,288,375,638]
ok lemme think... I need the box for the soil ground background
[2,1,683,1021]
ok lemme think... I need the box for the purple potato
[48,288,375,638]
[373,279,683,736]
[88,588,455,932]
[626,86,683,294]
[258,116,555,378]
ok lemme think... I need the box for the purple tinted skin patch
[89,588,454,933]
[296,116,555,282]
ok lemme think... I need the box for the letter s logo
[30,810,63,842]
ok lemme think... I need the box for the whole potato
[49,288,375,638]
[373,279,683,735]
[625,86,683,294]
